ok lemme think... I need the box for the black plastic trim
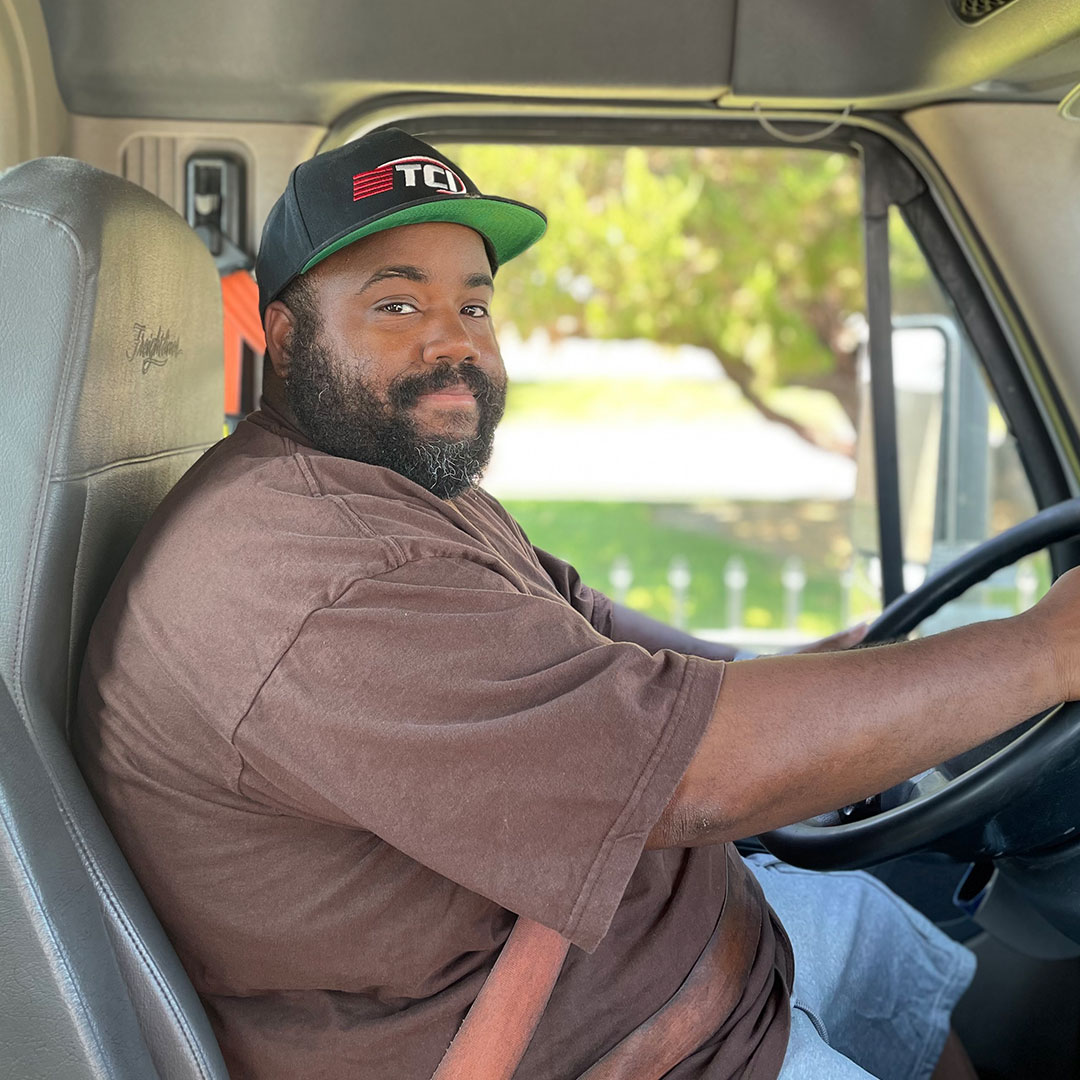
[892,173,1080,576]
[863,143,905,607]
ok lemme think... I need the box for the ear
[263,300,296,379]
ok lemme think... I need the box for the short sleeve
[233,555,723,952]
[531,545,615,638]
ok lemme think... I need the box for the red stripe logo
[352,165,394,201]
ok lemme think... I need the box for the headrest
[0,157,224,723]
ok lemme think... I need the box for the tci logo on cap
[352,156,467,201]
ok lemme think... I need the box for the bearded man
[76,128,1080,1080]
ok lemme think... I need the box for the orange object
[221,270,266,416]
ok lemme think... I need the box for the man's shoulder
[150,419,396,558]
[453,486,532,545]
[129,420,524,605]
[213,413,526,547]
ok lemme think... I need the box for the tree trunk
[705,344,856,459]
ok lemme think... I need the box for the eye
[376,300,418,314]
[462,303,490,319]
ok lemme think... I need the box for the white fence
[609,553,1044,653]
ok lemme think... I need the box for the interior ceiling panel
[728,0,1080,109]
[37,0,736,124]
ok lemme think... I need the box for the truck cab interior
[6,1,1080,1076]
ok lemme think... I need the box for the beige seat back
[0,156,228,1080]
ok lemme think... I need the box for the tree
[454,143,928,457]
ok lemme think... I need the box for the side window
[852,210,1050,635]
[448,143,1045,650]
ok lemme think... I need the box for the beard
[283,314,506,500]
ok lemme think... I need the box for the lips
[388,362,498,411]
[417,382,475,402]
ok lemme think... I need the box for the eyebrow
[359,265,429,292]
[358,266,495,294]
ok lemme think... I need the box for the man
[75,128,1079,1079]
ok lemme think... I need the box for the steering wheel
[758,498,1080,871]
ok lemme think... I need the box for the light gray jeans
[745,853,976,1080]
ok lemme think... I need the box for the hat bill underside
[300,195,547,275]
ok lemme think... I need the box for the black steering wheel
[759,498,1080,871]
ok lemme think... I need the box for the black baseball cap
[255,128,547,316]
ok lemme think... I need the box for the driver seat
[0,158,229,1079]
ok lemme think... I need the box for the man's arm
[608,602,737,660]
[608,600,867,660]
[647,566,1080,848]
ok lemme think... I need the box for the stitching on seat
[2,191,219,1079]
[0,788,116,1074]
[53,442,218,482]
[3,197,85,706]
[56,793,218,1080]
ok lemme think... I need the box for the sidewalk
[484,416,855,502]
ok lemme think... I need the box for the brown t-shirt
[74,405,793,1079]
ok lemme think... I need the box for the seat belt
[576,858,760,1080]
[431,856,760,1080]
[431,917,571,1080]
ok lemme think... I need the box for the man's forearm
[648,607,1064,849]
[608,601,736,661]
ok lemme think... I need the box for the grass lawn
[501,498,850,635]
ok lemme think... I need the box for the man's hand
[1025,564,1080,703]
[789,622,869,655]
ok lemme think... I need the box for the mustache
[386,362,502,410]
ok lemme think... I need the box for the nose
[421,308,478,367]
